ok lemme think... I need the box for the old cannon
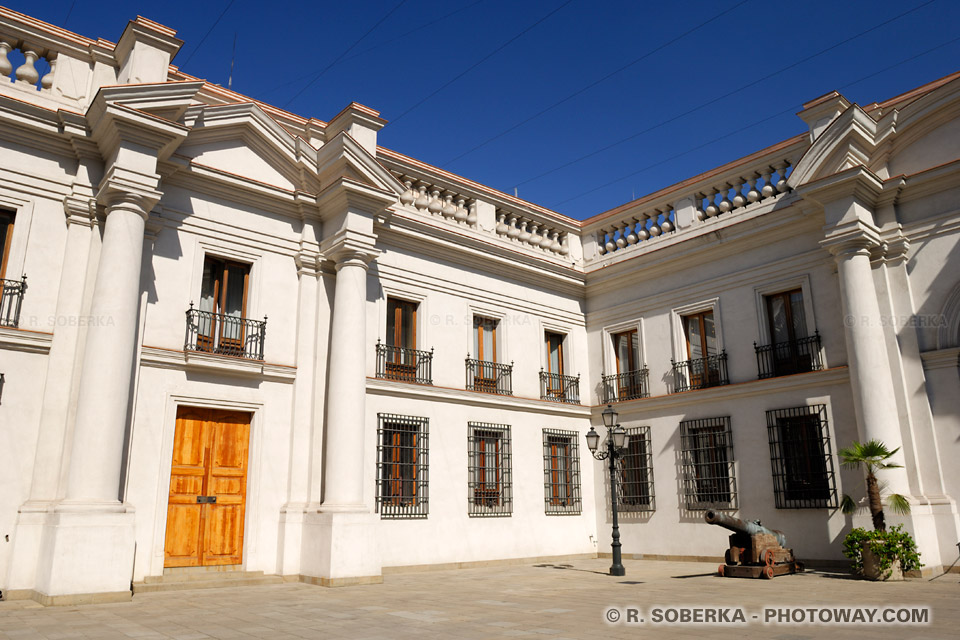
[705,510,804,579]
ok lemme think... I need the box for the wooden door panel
[165,407,250,568]
[202,412,249,566]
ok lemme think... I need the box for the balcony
[184,304,266,361]
[600,368,649,403]
[466,357,513,395]
[672,351,729,392]
[755,332,822,379]
[539,370,581,404]
[376,340,433,385]
[0,275,26,328]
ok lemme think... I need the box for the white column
[63,193,150,505]
[321,249,373,510]
[830,238,910,493]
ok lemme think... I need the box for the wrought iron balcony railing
[465,357,513,395]
[601,368,649,403]
[184,303,266,361]
[672,351,729,392]
[376,340,433,385]
[539,369,581,404]
[0,275,27,328]
[755,331,822,379]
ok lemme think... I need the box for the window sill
[140,346,296,382]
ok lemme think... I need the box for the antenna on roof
[514,187,518,197]
[228,33,237,90]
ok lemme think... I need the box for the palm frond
[840,493,860,515]
[886,493,912,515]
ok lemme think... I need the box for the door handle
[196,496,217,504]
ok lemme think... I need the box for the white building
[0,8,958,604]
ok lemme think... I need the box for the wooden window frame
[0,210,14,280]
[542,429,581,515]
[199,256,251,354]
[377,414,429,519]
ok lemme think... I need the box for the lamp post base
[609,564,626,577]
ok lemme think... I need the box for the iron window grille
[467,423,512,517]
[766,405,838,509]
[0,372,4,404]
[539,370,581,404]
[376,414,429,519]
[375,339,433,384]
[0,275,26,328]
[542,429,582,515]
[616,426,655,512]
[679,417,738,510]
[671,351,729,392]
[465,357,513,395]
[185,303,267,360]
[601,368,650,403]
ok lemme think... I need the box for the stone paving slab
[1,559,958,639]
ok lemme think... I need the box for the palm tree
[839,439,910,531]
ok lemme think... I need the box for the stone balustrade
[595,204,676,256]
[694,160,792,221]
[584,140,806,262]
[396,174,478,227]
[494,209,569,256]
[0,38,56,92]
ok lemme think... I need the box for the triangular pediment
[178,102,309,191]
[315,131,404,196]
[788,105,881,188]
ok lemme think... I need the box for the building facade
[0,8,958,604]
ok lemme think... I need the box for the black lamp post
[586,404,630,577]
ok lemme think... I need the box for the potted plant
[838,440,921,580]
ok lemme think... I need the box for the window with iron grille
[376,414,428,518]
[542,429,581,515]
[467,423,512,517]
[617,426,655,512]
[766,405,837,508]
[679,417,737,510]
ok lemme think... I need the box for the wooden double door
[164,407,251,568]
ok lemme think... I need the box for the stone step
[133,574,283,594]
[144,569,264,584]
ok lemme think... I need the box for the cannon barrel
[704,510,787,547]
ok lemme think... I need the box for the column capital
[295,250,323,276]
[821,220,882,259]
[63,195,97,228]
[96,165,163,217]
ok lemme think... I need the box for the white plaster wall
[125,366,294,581]
[366,394,597,567]
[888,118,960,179]
[0,350,48,589]
[924,365,960,501]
[591,384,860,562]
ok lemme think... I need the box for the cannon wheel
[763,549,775,567]
[718,564,725,577]
[761,566,775,579]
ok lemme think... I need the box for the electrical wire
[265,0,488,96]
[442,0,752,167]
[550,31,960,209]
[388,0,577,126]
[182,0,238,65]
[514,0,939,191]
[283,0,409,108]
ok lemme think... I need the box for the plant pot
[861,542,903,581]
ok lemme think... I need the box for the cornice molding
[920,347,960,372]
[0,327,53,354]
[140,346,296,382]
[366,377,592,418]
[590,366,850,414]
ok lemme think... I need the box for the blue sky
[9,0,960,219]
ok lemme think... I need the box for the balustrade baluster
[660,207,674,233]
[604,227,617,253]
[539,227,553,249]
[414,183,429,210]
[466,200,477,226]
[518,220,530,243]
[558,233,569,255]
[427,188,442,215]
[441,193,456,218]
[625,219,639,245]
[507,216,520,239]
[496,211,508,235]
[0,41,12,78]
[776,161,790,192]
[746,175,760,203]
[550,230,562,252]
[528,222,540,246]
[455,197,469,223]
[596,230,607,255]
[40,55,55,90]
[705,188,719,217]
[400,178,416,206]
[15,47,40,86]
[718,184,733,214]
[615,223,627,249]
[760,168,776,198]
[732,179,746,209]
[648,212,662,237]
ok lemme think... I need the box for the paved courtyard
[1,558,958,639]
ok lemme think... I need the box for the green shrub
[842,525,923,574]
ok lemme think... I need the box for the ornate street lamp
[586,404,630,576]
